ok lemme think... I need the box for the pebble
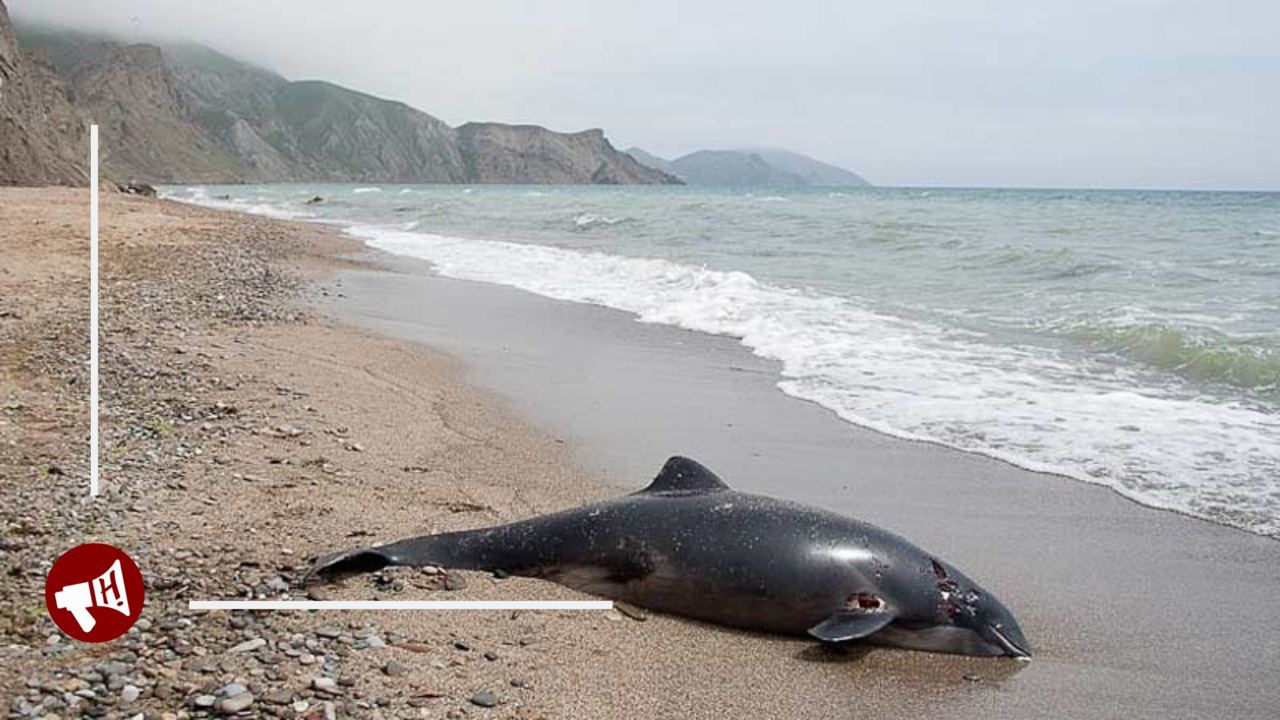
[215,691,255,714]
[228,637,267,653]
[121,685,141,703]
[193,694,217,708]
[220,682,249,697]
[261,689,293,705]
[444,574,468,591]
[311,677,340,695]
[469,690,498,708]
[382,661,407,677]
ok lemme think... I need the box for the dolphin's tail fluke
[307,528,508,582]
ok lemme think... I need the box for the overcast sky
[11,0,1276,190]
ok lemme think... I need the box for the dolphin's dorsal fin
[638,456,730,495]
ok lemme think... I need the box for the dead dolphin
[310,456,1031,658]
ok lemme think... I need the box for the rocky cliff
[458,124,676,184]
[52,39,241,182]
[11,21,678,186]
[0,1,87,186]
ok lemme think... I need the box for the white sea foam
[353,187,382,194]
[167,187,312,220]
[573,213,626,229]
[351,225,1280,537]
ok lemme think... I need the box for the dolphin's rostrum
[310,456,1031,658]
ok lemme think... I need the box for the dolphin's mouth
[988,624,1032,660]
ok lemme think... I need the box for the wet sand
[324,252,1280,719]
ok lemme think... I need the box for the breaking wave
[350,225,1280,538]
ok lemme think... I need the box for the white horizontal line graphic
[189,600,614,611]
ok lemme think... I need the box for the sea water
[165,184,1280,538]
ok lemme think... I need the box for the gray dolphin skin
[311,457,1031,658]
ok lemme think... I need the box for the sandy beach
[2,188,1278,719]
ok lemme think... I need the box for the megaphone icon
[52,559,130,633]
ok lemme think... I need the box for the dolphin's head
[929,559,1031,659]
[861,558,1031,658]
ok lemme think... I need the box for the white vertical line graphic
[90,125,100,498]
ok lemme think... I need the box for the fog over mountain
[4,16,678,185]
[8,0,1277,190]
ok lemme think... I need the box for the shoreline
[324,217,1280,716]
[171,185,1280,542]
[2,189,1278,718]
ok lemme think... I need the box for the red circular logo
[44,543,145,643]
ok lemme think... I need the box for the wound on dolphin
[309,456,1031,659]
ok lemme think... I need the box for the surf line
[189,600,614,611]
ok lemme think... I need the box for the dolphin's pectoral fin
[637,456,730,495]
[807,609,897,643]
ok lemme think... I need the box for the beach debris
[121,182,157,197]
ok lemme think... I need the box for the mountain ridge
[4,13,680,186]
[626,146,869,187]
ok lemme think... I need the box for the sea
[164,183,1280,539]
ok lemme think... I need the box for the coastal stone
[311,677,340,695]
[261,689,293,705]
[228,637,266,653]
[193,694,217,708]
[120,685,141,703]
[444,574,468,591]
[614,601,650,621]
[220,682,249,697]
[382,661,407,677]
[215,691,255,714]
[469,690,497,708]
